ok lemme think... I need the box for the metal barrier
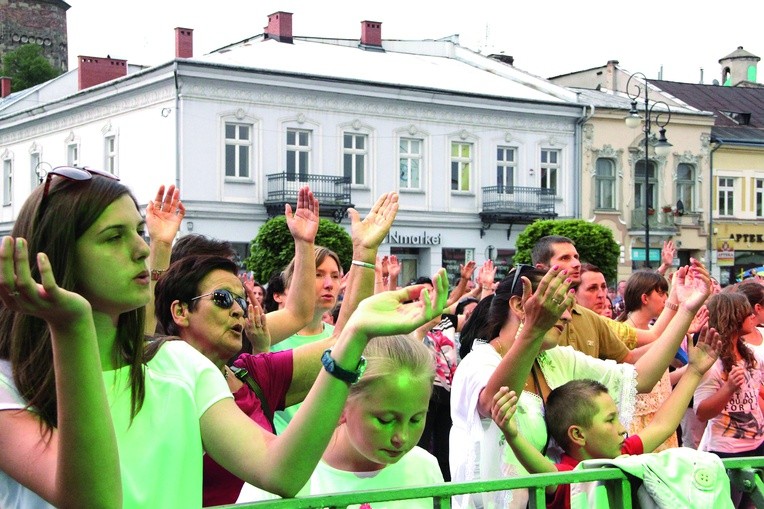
[220,456,764,509]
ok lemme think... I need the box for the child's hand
[346,268,448,340]
[725,365,747,393]
[687,325,721,376]
[491,386,519,439]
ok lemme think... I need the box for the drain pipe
[708,139,721,275]
[574,102,595,218]
[174,61,181,190]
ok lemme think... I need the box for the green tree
[514,219,620,283]
[245,216,353,283]
[1,44,61,92]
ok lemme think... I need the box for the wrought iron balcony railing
[264,173,353,222]
[479,185,557,238]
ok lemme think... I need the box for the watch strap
[321,348,366,384]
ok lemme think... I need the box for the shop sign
[385,230,441,245]
[631,248,661,262]
[717,239,735,267]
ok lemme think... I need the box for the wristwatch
[321,349,367,384]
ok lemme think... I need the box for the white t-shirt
[237,446,443,507]
[0,341,231,509]
[449,343,637,509]
[694,349,764,453]
[0,359,55,509]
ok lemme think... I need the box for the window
[3,159,12,206]
[757,179,764,218]
[399,138,422,190]
[286,128,310,182]
[595,158,616,209]
[634,160,657,210]
[104,135,117,174]
[224,123,251,178]
[30,152,41,188]
[540,149,560,192]
[343,133,367,186]
[676,163,695,212]
[67,144,79,166]
[451,142,472,192]
[718,177,735,216]
[496,146,515,192]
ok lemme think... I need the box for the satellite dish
[712,79,720,86]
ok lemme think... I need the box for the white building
[0,12,586,284]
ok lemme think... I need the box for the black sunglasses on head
[191,289,248,317]
[37,166,119,219]
[509,264,533,295]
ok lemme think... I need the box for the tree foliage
[245,216,353,283]
[1,44,61,92]
[514,219,620,283]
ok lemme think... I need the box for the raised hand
[244,300,271,354]
[346,268,448,340]
[672,260,711,313]
[0,237,91,329]
[688,305,709,335]
[491,387,519,439]
[519,266,575,338]
[285,186,319,244]
[348,192,399,254]
[661,240,676,267]
[146,184,185,245]
[687,325,721,377]
[460,260,477,282]
[478,260,497,288]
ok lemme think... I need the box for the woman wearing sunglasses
[0,168,444,509]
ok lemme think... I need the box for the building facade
[0,13,586,285]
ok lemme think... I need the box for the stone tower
[719,46,760,86]
[0,0,70,72]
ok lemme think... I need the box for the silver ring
[8,291,19,297]
[553,298,562,305]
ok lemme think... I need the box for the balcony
[630,208,677,232]
[264,173,353,222]
[479,185,557,238]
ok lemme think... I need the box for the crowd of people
[0,171,762,508]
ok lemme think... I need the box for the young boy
[491,326,722,509]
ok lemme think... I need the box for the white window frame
[286,128,311,182]
[496,146,516,193]
[634,159,658,211]
[675,163,695,212]
[342,132,368,186]
[29,150,42,189]
[450,141,473,192]
[398,137,423,191]
[224,122,253,180]
[718,177,735,217]
[66,143,79,167]
[540,148,561,194]
[595,158,616,210]
[756,178,764,219]
[2,158,12,206]
[104,135,117,175]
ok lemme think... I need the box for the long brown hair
[616,269,668,321]
[707,292,757,375]
[0,175,148,428]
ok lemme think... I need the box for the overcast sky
[66,0,762,85]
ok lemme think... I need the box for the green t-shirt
[271,323,335,434]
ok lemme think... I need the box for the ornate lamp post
[625,72,672,268]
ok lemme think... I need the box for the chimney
[0,77,11,98]
[264,11,293,43]
[175,27,193,58]
[78,56,127,91]
[605,59,619,91]
[360,21,382,48]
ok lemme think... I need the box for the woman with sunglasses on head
[449,262,712,509]
[0,169,441,508]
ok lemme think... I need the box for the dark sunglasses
[191,289,248,317]
[38,166,119,219]
[509,263,533,295]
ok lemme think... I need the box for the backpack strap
[230,366,277,434]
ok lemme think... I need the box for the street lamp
[625,72,672,269]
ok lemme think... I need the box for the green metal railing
[220,457,764,509]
